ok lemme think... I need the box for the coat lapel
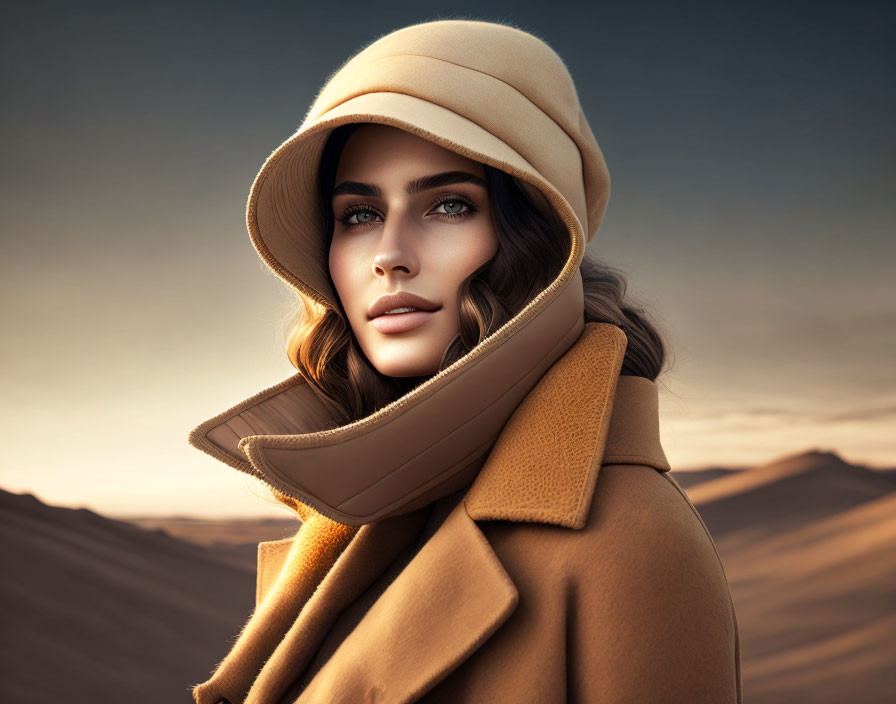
[293,498,518,703]
[254,323,671,703]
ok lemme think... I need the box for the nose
[371,212,419,280]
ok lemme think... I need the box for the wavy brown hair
[277,122,668,427]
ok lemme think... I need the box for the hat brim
[247,90,587,309]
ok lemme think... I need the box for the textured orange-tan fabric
[190,501,358,704]
[193,497,443,704]
[464,320,628,528]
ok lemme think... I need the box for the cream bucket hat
[189,19,613,525]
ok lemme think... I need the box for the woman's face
[328,124,499,377]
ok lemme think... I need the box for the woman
[188,18,742,704]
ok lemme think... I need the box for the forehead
[334,124,485,181]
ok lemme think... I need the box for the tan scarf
[192,490,431,704]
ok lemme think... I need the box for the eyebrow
[331,170,488,199]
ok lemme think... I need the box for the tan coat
[242,324,742,703]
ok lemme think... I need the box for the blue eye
[430,195,478,219]
[433,198,472,216]
[336,206,381,228]
[334,194,479,230]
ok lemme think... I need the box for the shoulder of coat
[472,464,725,591]
[559,464,729,585]
[560,464,740,701]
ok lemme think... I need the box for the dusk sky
[2,1,893,517]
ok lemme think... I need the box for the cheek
[328,239,362,307]
[429,226,497,301]
[329,239,370,286]
[450,224,498,273]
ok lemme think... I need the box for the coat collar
[464,321,670,529]
[190,321,669,531]
[188,276,591,528]
[197,322,671,704]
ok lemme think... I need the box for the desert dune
[0,489,265,703]
[674,450,896,703]
[2,447,894,703]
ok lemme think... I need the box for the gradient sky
[2,0,893,517]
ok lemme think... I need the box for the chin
[365,344,443,379]
[373,359,440,379]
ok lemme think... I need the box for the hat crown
[306,20,582,132]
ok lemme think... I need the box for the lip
[369,309,438,334]
[368,291,441,320]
